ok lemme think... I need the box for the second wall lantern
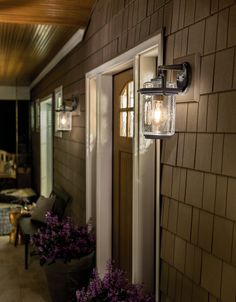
[138,63,191,139]
[56,95,79,131]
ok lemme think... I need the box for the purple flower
[76,261,154,302]
[30,212,95,265]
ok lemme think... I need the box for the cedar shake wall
[31,0,236,300]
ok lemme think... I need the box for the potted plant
[31,212,96,302]
[76,261,154,302]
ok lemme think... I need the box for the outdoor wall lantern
[138,63,191,139]
[56,96,79,131]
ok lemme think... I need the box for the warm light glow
[57,111,72,131]
[61,116,67,125]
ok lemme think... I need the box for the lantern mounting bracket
[55,95,79,112]
[138,62,191,96]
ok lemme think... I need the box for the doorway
[86,32,163,295]
[40,96,53,197]
[113,69,134,280]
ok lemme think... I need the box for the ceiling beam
[0,86,30,100]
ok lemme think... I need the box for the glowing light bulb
[153,100,163,124]
[61,116,66,125]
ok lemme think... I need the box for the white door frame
[40,94,53,197]
[86,32,163,299]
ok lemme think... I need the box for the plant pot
[44,252,95,302]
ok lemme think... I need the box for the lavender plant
[76,261,154,302]
[31,212,95,265]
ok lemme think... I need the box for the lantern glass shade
[143,79,176,139]
[57,111,72,131]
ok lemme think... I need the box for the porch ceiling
[0,0,95,86]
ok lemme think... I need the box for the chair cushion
[51,187,71,220]
[31,195,55,223]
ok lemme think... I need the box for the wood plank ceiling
[0,0,95,85]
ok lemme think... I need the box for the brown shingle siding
[228,5,236,47]
[213,48,234,92]
[201,252,222,298]
[204,14,217,54]
[197,95,208,132]
[195,0,211,22]
[213,216,234,261]
[216,8,229,50]
[177,202,192,240]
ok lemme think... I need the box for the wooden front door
[113,69,134,280]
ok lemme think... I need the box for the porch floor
[0,236,51,302]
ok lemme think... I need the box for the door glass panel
[120,112,127,137]
[128,82,134,108]
[119,81,134,138]
[120,88,127,108]
[128,111,134,137]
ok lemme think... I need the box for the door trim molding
[40,94,53,197]
[86,31,163,298]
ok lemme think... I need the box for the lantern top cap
[138,62,191,96]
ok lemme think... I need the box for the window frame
[54,86,63,137]
[30,101,35,131]
[35,99,40,132]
